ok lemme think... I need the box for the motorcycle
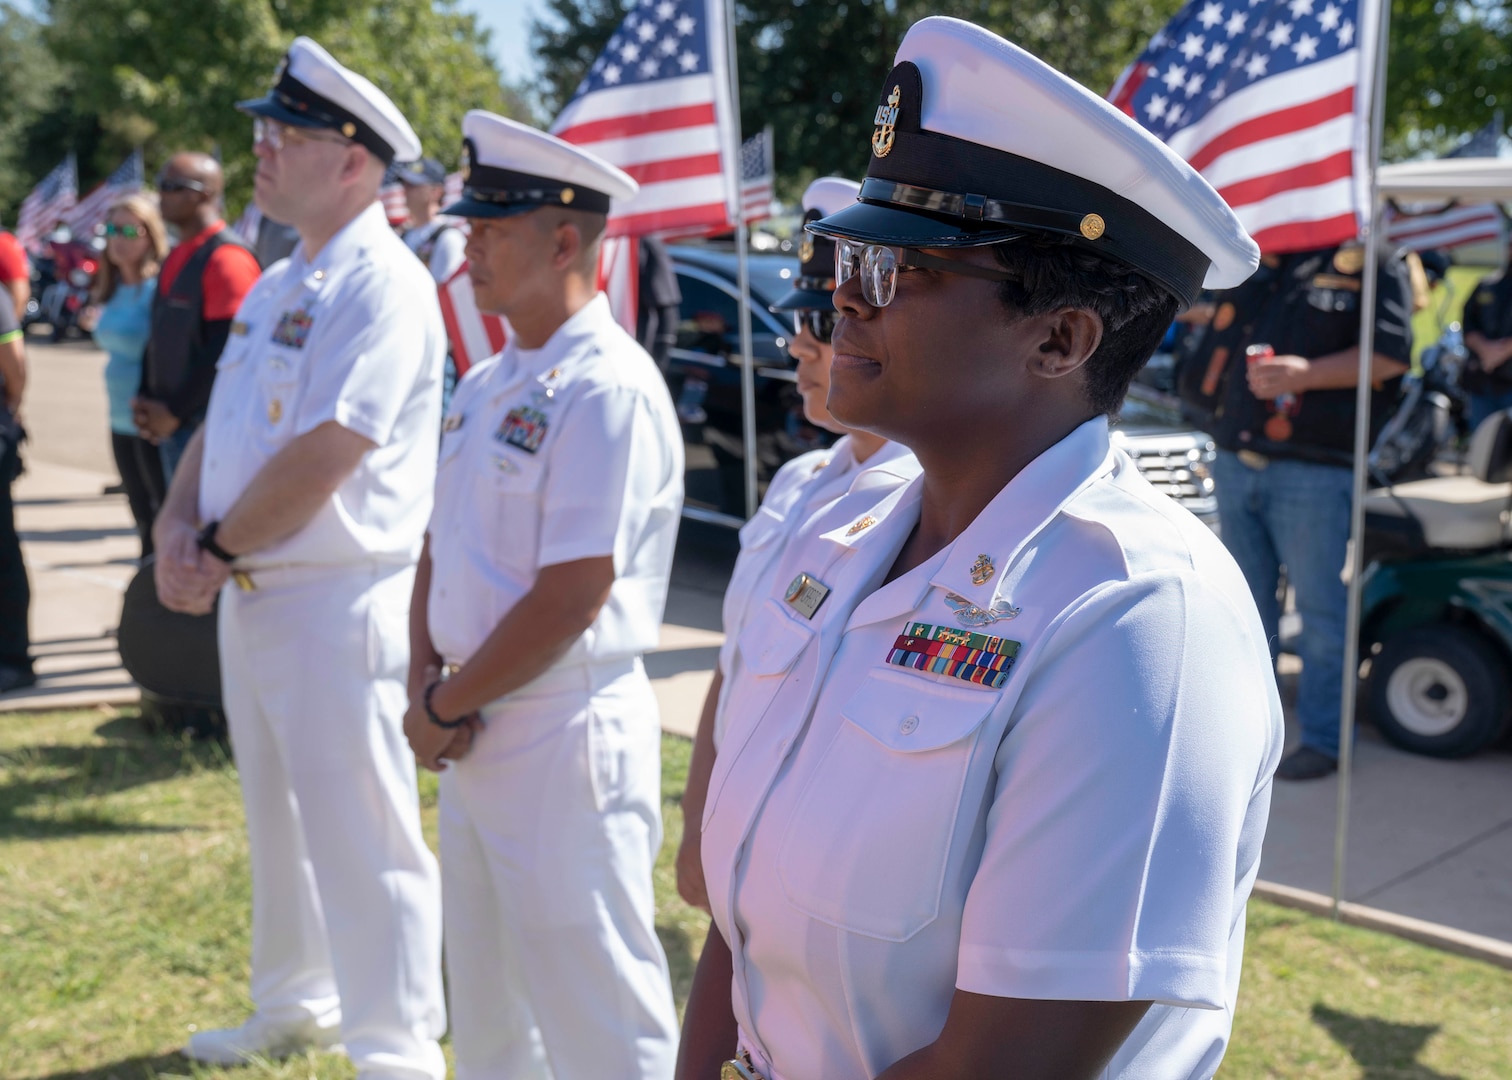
[32,228,101,342]
[1368,323,1469,485]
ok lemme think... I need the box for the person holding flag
[404,110,683,1079]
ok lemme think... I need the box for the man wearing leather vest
[133,153,261,482]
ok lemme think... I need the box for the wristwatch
[196,521,238,564]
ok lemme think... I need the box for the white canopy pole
[1333,0,1393,918]
[723,0,760,520]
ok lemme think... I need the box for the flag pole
[1334,0,1392,919]
[723,0,760,520]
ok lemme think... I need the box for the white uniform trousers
[218,564,446,1080]
[439,658,679,1080]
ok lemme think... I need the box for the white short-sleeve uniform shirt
[702,417,1285,1080]
[714,436,919,746]
[402,220,466,285]
[427,293,683,670]
[199,202,445,568]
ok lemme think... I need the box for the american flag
[379,172,409,229]
[438,262,508,378]
[1383,119,1505,253]
[66,150,144,239]
[740,128,775,223]
[16,155,78,253]
[1112,0,1381,253]
[550,0,739,237]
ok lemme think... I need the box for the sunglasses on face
[834,239,1017,308]
[252,116,354,152]
[157,176,207,195]
[101,222,146,239]
[792,308,836,344]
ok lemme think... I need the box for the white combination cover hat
[442,110,639,220]
[771,176,862,313]
[808,17,1259,306]
[237,36,421,166]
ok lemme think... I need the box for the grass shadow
[0,715,232,840]
[1311,1003,1465,1079]
[20,1049,194,1080]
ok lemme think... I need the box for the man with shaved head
[134,151,261,481]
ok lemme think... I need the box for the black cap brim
[807,199,1024,250]
[440,196,540,221]
[236,95,331,130]
[769,287,834,313]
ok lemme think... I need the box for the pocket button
[900,715,919,735]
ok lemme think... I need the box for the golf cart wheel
[1368,625,1511,758]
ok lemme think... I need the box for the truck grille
[1114,431,1219,521]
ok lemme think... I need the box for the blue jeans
[1467,388,1512,434]
[1213,451,1353,757]
[158,421,198,487]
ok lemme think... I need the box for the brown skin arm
[0,335,26,413]
[1464,331,1512,372]
[674,923,739,1080]
[1246,346,1408,400]
[425,555,615,721]
[408,536,444,701]
[676,669,722,911]
[875,992,1151,1080]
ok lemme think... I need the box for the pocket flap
[841,669,996,752]
[489,450,545,492]
[739,602,812,676]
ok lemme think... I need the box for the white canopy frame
[1335,24,1512,913]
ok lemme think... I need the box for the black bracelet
[196,521,238,564]
[424,680,468,729]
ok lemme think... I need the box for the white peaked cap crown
[803,177,862,219]
[443,111,638,219]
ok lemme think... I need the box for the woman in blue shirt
[88,194,168,559]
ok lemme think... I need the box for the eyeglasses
[157,176,207,195]
[253,116,353,152]
[835,239,1017,308]
[101,222,145,239]
[792,309,836,344]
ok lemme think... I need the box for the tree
[0,5,70,224]
[42,0,515,215]
[531,0,1512,202]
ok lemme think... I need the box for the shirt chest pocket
[777,668,996,942]
[475,448,546,575]
[254,349,305,441]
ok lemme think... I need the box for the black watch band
[196,521,238,564]
[424,680,468,729]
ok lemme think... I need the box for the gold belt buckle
[1236,448,1270,471]
[442,662,462,679]
[721,1052,765,1080]
[231,569,256,592]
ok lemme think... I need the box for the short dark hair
[992,234,1179,415]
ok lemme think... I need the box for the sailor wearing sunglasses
[677,17,1282,1080]
[674,176,918,913]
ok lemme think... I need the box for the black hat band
[464,163,612,215]
[795,275,836,292]
[273,71,395,165]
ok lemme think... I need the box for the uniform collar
[287,201,388,288]
[927,416,1114,604]
[509,292,615,379]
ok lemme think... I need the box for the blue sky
[464,0,550,86]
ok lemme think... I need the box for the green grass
[2,709,1509,1078]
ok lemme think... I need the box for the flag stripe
[553,102,718,146]
[1165,53,1359,158]
[1199,113,1356,191]
[1252,213,1360,252]
[1216,148,1355,208]
[566,125,723,170]
[620,153,725,185]
[552,74,718,129]
[608,200,734,237]
[1187,87,1355,174]
[1240,176,1358,235]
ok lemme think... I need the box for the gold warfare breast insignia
[871,85,900,158]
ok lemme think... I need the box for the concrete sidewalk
[5,338,1511,955]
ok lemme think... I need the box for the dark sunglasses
[792,308,836,344]
[101,222,146,239]
[157,176,207,195]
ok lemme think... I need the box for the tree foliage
[23,0,513,219]
[531,0,1512,199]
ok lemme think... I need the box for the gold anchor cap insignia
[871,85,900,158]
[846,514,878,536]
[970,554,995,586]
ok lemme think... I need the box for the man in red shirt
[0,228,30,323]
[133,153,261,481]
